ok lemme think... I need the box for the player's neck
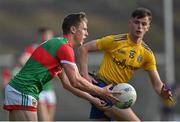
[63,34,74,47]
[129,34,142,44]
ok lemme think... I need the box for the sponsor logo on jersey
[112,58,138,70]
[117,49,126,55]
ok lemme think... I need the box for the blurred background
[0,0,180,121]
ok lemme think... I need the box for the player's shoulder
[141,41,153,53]
[58,41,73,51]
[45,37,68,45]
[112,33,128,42]
[47,36,64,41]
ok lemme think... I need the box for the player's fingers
[106,84,113,89]
[111,90,122,95]
[162,84,165,90]
[168,97,175,104]
[109,95,120,102]
[96,100,111,111]
[103,105,112,109]
[92,78,98,84]
[97,105,111,111]
[163,84,172,91]
[169,96,174,103]
[100,100,107,106]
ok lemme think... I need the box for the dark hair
[131,7,152,21]
[38,27,52,35]
[62,12,87,34]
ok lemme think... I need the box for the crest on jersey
[137,55,143,63]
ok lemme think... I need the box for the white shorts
[3,84,38,111]
[38,90,56,107]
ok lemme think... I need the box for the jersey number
[129,50,136,58]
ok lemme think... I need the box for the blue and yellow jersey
[96,33,157,84]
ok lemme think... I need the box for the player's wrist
[154,83,164,96]
[95,87,104,96]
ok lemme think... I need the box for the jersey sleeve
[56,44,75,65]
[96,35,115,51]
[143,51,157,71]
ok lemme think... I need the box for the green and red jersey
[23,43,53,91]
[9,37,75,99]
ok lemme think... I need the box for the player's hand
[101,84,121,104]
[89,75,99,84]
[82,73,98,84]
[161,84,174,103]
[91,97,106,108]
[90,97,109,111]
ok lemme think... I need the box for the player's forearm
[62,63,103,96]
[74,75,103,96]
[148,70,163,95]
[77,46,89,76]
[152,80,163,95]
[64,82,97,102]
[58,71,99,101]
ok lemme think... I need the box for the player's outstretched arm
[147,70,173,101]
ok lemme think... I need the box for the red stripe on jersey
[56,43,75,63]
[31,46,60,77]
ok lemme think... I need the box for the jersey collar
[63,34,73,47]
[127,33,142,46]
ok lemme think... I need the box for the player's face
[129,16,150,40]
[74,21,88,45]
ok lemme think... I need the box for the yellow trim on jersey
[96,33,157,84]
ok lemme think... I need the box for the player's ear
[128,18,134,26]
[146,22,150,32]
[128,19,131,25]
[70,26,77,34]
[146,18,151,31]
